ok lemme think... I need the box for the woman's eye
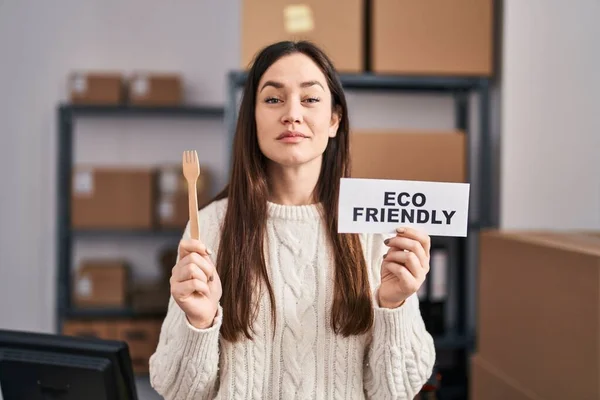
[304,97,320,104]
[265,97,281,104]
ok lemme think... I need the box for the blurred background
[0,0,599,399]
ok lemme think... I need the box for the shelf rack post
[56,105,73,333]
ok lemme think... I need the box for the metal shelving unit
[225,70,493,395]
[55,103,225,332]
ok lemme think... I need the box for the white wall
[0,0,460,334]
[500,0,600,230]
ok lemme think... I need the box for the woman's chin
[267,154,320,169]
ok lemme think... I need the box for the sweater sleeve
[363,233,437,400]
[149,201,225,400]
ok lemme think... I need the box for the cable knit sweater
[149,198,436,399]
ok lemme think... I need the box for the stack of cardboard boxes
[472,231,600,399]
[241,0,494,76]
[67,245,177,375]
[69,72,183,106]
[69,164,211,310]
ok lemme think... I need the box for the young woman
[149,41,436,399]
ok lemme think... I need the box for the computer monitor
[0,328,138,400]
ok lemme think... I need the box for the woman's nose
[281,101,303,125]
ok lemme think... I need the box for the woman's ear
[329,106,342,138]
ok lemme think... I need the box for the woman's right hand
[170,239,222,329]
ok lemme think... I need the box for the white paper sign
[338,178,470,237]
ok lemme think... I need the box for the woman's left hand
[378,226,431,309]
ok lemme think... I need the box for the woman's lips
[277,131,308,143]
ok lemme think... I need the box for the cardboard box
[371,0,494,76]
[157,165,211,229]
[128,73,182,106]
[73,260,129,308]
[72,167,155,229]
[131,282,170,314]
[62,320,117,340]
[470,353,538,400]
[241,0,364,73]
[115,319,162,374]
[478,231,600,399]
[349,131,466,183]
[69,72,125,104]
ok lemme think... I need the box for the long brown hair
[212,41,373,342]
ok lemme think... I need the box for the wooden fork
[182,150,200,240]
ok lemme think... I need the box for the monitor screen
[0,328,138,400]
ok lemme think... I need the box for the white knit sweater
[149,199,436,399]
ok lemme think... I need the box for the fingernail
[396,227,406,234]
[384,238,390,245]
[206,248,213,255]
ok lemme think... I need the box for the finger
[384,236,429,273]
[172,279,210,299]
[172,262,208,283]
[175,253,216,282]
[187,252,216,281]
[384,261,419,291]
[178,239,212,259]
[384,250,425,281]
[396,226,431,257]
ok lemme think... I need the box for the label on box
[76,276,92,298]
[338,178,470,237]
[72,74,87,93]
[133,75,149,96]
[73,170,94,196]
[159,170,179,194]
[283,4,315,33]
[159,200,174,220]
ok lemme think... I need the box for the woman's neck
[267,158,321,206]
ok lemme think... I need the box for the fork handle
[187,181,200,240]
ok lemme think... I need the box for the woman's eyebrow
[259,80,325,92]
[260,80,284,92]
[300,80,325,90]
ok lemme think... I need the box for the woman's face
[255,53,340,169]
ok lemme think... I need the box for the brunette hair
[212,41,373,342]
